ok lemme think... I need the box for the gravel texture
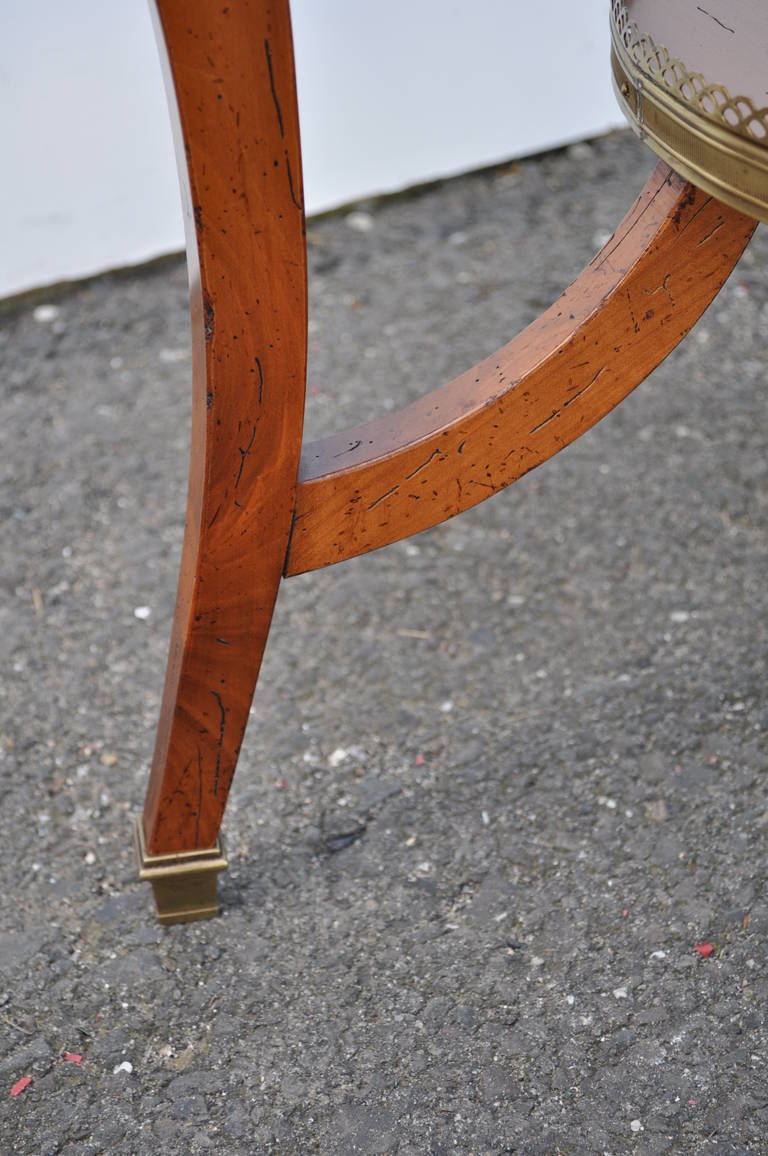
[0,130,766,1154]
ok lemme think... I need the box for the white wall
[1,2,622,299]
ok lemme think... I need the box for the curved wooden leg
[135,5,757,925]
[136,0,307,922]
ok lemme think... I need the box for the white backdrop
[1,2,622,299]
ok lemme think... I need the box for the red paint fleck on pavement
[11,1076,31,1097]
[63,1053,83,1064]
[694,942,713,958]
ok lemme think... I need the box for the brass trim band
[610,8,768,223]
[133,816,228,924]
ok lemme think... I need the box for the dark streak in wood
[264,39,284,138]
[368,484,400,511]
[210,690,227,797]
[404,448,442,480]
[235,426,257,490]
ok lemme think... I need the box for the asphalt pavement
[0,130,766,1154]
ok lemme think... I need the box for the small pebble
[328,747,348,768]
[33,304,60,324]
[597,796,617,809]
[645,799,668,823]
[346,211,374,233]
[113,1061,133,1075]
[630,1119,642,1133]
[133,606,151,620]
[570,141,593,161]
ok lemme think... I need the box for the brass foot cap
[133,817,228,925]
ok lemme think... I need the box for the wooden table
[134,1,765,922]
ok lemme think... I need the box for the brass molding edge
[610,2,767,223]
[611,0,768,142]
[133,816,228,924]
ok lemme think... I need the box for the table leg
[135,6,757,925]
[136,0,307,922]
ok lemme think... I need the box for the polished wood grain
[285,168,756,576]
[140,2,756,872]
[142,0,307,855]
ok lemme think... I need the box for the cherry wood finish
[141,1,756,865]
[286,172,755,575]
[143,0,307,855]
